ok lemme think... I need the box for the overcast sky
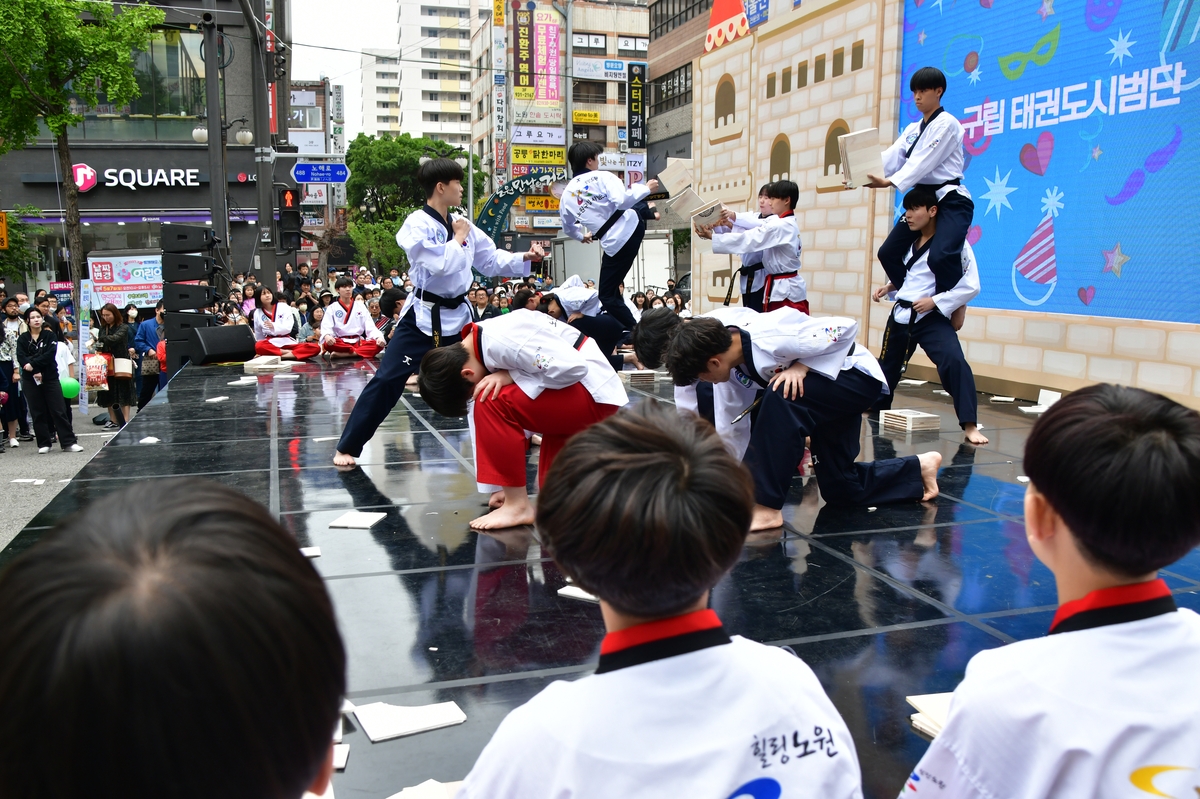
[290,0,400,139]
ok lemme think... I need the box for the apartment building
[645,0,708,177]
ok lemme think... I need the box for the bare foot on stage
[333,450,357,469]
[964,424,989,446]
[750,504,784,531]
[488,490,506,509]
[917,451,942,501]
[470,497,536,530]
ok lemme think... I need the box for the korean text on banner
[514,9,534,101]
[87,252,163,310]
[534,10,560,102]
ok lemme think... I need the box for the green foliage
[0,0,165,148]
[345,133,488,219]
[671,228,691,254]
[0,205,45,279]
[346,212,417,272]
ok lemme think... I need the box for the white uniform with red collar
[674,307,882,459]
[712,213,806,310]
[252,303,301,347]
[320,298,385,345]
[902,579,1200,799]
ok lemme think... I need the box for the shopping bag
[83,352,109,392]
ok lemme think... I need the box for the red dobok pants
[474,382,619,489]
[322,337,382,359]
[255,340,321,359]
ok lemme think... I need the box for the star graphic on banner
[1092,145,1103,160]
[981,167,1018,219]
[933,0,944,13]
[1037,0,1055,21]
[1107,29,1136,65]
[968,66,984,85]
[1102,242,1130,277]
[918,29,927,45]
[1040,186,1065,218]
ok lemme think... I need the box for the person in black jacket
[95,303,136,430]
[16,309,81,454]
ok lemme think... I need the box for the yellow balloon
[1129,765,1194,798]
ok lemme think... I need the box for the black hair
[299,277,312,287]
[1024,384,1200,577]
[417,157,464,199]
[910,66,948,96]
[902,186,940,211]
[334,277,354,291]
[33,295,50,307]
[536,400,754,618]
[765,180,799,211]
[631,307,684,369]
[512,288,537,311]
[417,345,473,417]
[379,288,404,318]
[155,300,165,312]
[256,286,276,308]
[758,183,770,196]
[568,141,604,175]
[0,479,345,799]
[665,316,734,386]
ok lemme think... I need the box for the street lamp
[192,115,252,145]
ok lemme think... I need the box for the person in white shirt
[727,184,771,311]
[559,142,659,330]
[903,383,1200,799]
[542,275,631,372]
[658,310,942,530]
[332,158,542,468]
[458,401,864,799]
[871,187,986,445]
[865,67,974,306]
[253,287,320,361]
[416,309,628,530]
[318,277,385,361]
[696,181,807,314]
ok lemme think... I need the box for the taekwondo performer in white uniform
[903,384,1200,799]
[695,180,808,313]
[332,157,543,468]
[416,309,627,530]
[864,66,974,309]
[252,286,319,360]
[872,186,986,444]
[726,184,771,311]
[559,141,658,330]
[647,307,942,530]
[319,277,385,360]
[458,401,865,799]
[540,274,630,371]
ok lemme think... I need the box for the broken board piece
[353,701,466,743]
[385,780,465,799]
[557,585,600,603]
[906,692,954,738]
[300,547,321,558]
[329,511,388,529]
[879,409,941,432]
[332,744,350,770]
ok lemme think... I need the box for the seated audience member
[0,479,346,799]
[320,277,386,359]
[903,383,1200,798]
[458,401,863,798]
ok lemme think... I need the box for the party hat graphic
[705,0,750,51]
[1011,216,1058,306]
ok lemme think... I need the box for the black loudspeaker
[188,325,257,364]
[162,253,216,282]
[165,340,191,378]
[165,311,216,339]
[162,284,216,312]
[161,224,218,253]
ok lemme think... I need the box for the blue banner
[900,0,1198,322]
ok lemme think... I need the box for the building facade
[645,0,708,178]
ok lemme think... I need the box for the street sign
[290,162,350,183]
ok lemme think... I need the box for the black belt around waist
[916,178,962,191]
[415,288,468,346]
[593,208,625,241]
[572,330,587,350]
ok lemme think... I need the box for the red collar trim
[778,210,795,218]
[1050,578,1171,632]
[338,299,354,316]
[459,322,491,374]
[600,609,723,656]
[262,304,276,321]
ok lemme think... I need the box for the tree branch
[0,42,54,110]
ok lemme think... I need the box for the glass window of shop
[20,223,161,285]
[36,30,221,143]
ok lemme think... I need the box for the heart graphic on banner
[967,225,982,245]
[1019,131,1055,176]
[1077,286,1096,305]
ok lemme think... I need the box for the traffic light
[278,187,303,251]
[272,52,287,82]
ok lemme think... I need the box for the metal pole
[467,151,474,218]
[238,0,276,284]
[201,0,230,281]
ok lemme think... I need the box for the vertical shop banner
[77,279,92,414]
[493,0,505,25]
[534,9,560,101]
[627,62,647,149]
[514,9,534,101]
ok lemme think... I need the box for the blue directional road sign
[290,162,351,183]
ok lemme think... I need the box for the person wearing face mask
[133,301,165,410]
[649,297,665,310]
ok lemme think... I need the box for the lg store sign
[72,162,205,192]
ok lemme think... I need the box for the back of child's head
[418,345,473,417]
[537,400,753,617]
[910,66,947,95]
[1024,383,1200,577]
[379,287,405,317]
[903,186,940,211]
[417,157,464,198]
[334,276,354,291]
[568,141,604,175]
[631,306,684,368]
[765,179,799,210]
[0,479,345,799]
[665,316,734,385]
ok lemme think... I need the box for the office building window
[573,80,607,104]
[573,32,608,56]
[572,125,607,142]
[649,63,691,115]
[617,82,626,104]
[649,0,714,41]
[376,71,398,80]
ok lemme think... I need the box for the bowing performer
[331,157,542,468]
[253,287,319,360]
[417,309,628,530]
[696,180,807,313]
[319,277,385,360]
[539,274,630,371]
[872,187,986,445]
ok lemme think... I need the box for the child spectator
[458,401,863,798]
[903,384,1200,798]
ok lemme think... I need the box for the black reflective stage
[5,363,1200,799]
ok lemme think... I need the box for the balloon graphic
[61,377,81,399]
[964,51,979,72]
